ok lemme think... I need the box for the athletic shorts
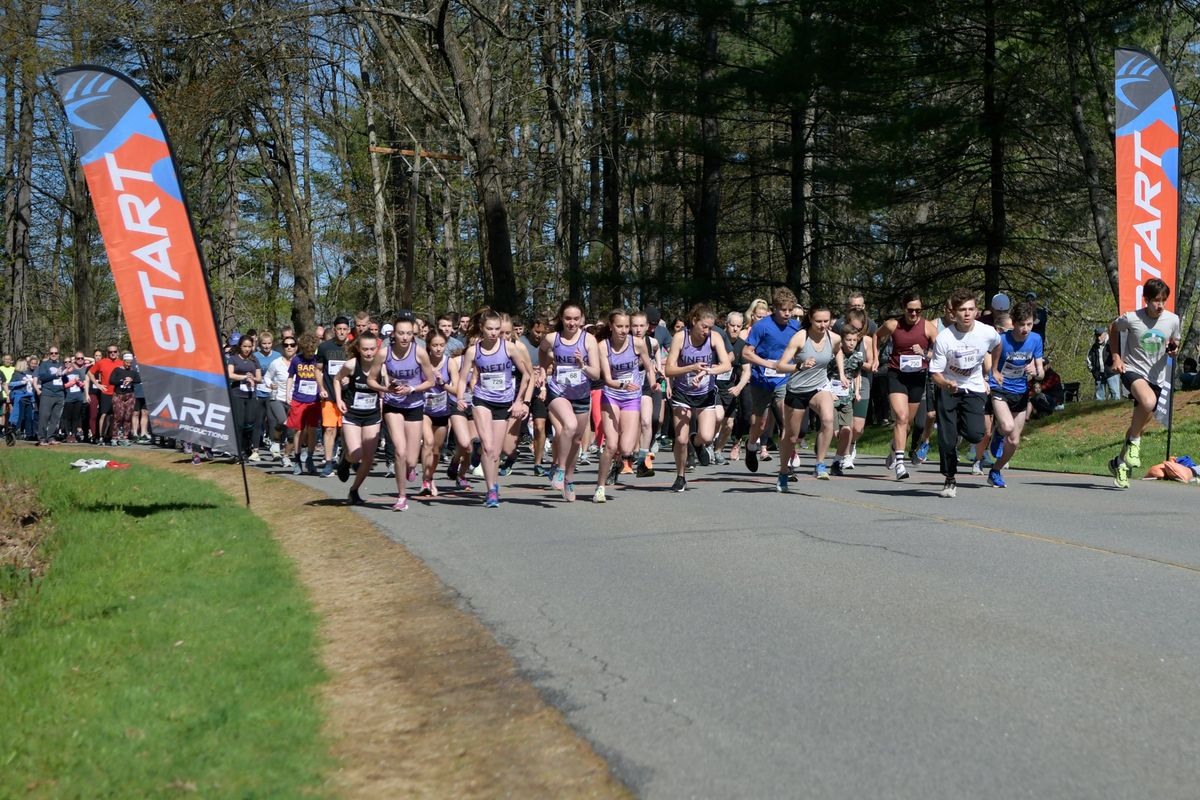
[887,369,926,404]
[1121,372,1163,405]
[384,404,424,423]
[852,395,869,419]
[749,381,787,415]
[287,399,322,430]
[672,389,717,410]
[98,393,114,415]
[716,383,739,414]
[991,390,1029,416]
[321,400,343,428]
[450,401,473,418]
[342,410,381,427]
[472,397,511,421]
[602,395,641,413]
[530,390,549,420]
[834,400,854,430]
[134,397,146,412]
[427,414,450,429]
[784,388,820,410]
[546,385,591,415]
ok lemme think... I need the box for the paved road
[277,453,1200,799]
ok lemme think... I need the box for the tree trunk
[692,17,720,306]
[359,24,391,315]
[982,0,1005,301]
[3,7,38,355]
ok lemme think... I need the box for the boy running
[985,302,1043,488]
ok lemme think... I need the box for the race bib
[462,389,473,405]
[899,354,924,373]
[948,348,979,371]
[1002,359,1029,380]
[298,379,318,397]
[828,379,850,398]
[480,372,507,392]
[614,371,634,385]
[326,360,345,376]
[763,367,783,378]
[556,366,583,386]
[425,391,448,413]
[716,369,731,382]
[239,380,252,394]
[51,378,62,387]
[351,392,378,411]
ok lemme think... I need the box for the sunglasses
[905,307,923,313]
[48,352,59,356]
[283,341,297,347]
[107,350,118,354]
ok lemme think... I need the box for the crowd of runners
[2,281,1181,503]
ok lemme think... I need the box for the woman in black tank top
[331,332,384,505]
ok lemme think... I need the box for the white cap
[122,352,133,360]
[381,324,395,336]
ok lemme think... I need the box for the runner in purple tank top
[538,300,601,502]
[664,304,732,492]
[593,309,658,503]
[418,330,454,498]
[367,317,436,512]
[455,308,534,508]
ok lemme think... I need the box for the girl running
[285,332,323,475]
[594,310,659,502]
[331,331,385,506]
[775,306,845,490]
[629,311,663,477]
[664,304,732,492]
[418,330,453,496]
[455,309,534,508]
[540,300,601,502]
[371,317,437,511]
[445,340,477,492]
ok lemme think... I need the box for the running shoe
[637,457,656,478]
[830,460,844,477]
[563,481,576,502]
[1126,439,1142,468]
[281,455,293,469]
[729,443,741,461]
[320,460,335,478]
[698,445,712,467]
[650,438,662,455]
[385,462,395,478]
[938,478,957,498]
[914,442,930,464]
[593,486,606,503]
[1109,457,1130,489]
[471,464,484,478]
[337,457,351,483]
[815,462,830,480]
[305,456,317,476]
[894,460,909,481]
[789,452,801,470]
[621,458,634,474]
[417,482,432,497]
[270,441,281,456]
[607,459,621,486]
[348,489,365,506]
[714,452,728,465]
[533,463,546,477]
[587,443,600,455]
[577,452,592,466]
[775,473,789,493]
[759,449,772,462]
[671,476,687,493]
[885,450,896,469]
[193,453,203,466]
[551,467,566,490]
[971,460,983,476]
[987,469,1006,488]
[5,428,15,446]
[447,461,459,480]
[484,489,500,508]
[392,497,409,512]
[841,454,855,471]
[499,465,513,477]
[407,467,417,482]
[746,447,759,473]
[457,477,472,491]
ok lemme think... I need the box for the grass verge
[852,389,1200,477]
[0,449,329,798]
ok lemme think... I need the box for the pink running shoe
[391,497,408,512]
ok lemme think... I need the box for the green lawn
[852,392,1200,477]
[0,449,330,798]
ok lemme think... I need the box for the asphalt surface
[273,449,1200,799]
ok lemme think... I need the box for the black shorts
[671,389,716,410]
[546,386,591,415]
[450,402,473,419]
[98,393,114,415]
[343,411,382,427]
[134,397,146,412]
[384,404,424,423]
[427,414,450,429]
[472,397,511,421]
[990,390,1028,416]
[530,391,549,420]
[1121,372,1163,404]
[887,369,927,404]
[784,388,820,410]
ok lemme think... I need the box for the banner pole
[1165,356,1176,461]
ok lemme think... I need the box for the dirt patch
[113,449,629,800]
[0,477,49,609]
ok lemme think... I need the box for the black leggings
[62,400,85,435]
[229,394,261,456]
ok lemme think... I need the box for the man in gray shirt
[1107,277,1181,488]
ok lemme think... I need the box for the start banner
[1114,47,1180,314]
[53,66,235,449]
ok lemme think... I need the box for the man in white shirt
[928,288,1002,498]
[1107,277,1181,489]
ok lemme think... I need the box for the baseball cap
[381,323,395,337]
[645,305,662,326]
[227,332,242,346]
[122,352,133,361]
[1026,291,1038,300]
[1094,325,1106,335]
[990,293,1010,311]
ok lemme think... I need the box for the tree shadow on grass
[82,501,221,518]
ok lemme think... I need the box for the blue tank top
[602,337,643,403]
[672,332,713,396]
[383,343,424,409]
[472,339,516,404]
[545,332,591,400]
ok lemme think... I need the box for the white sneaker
[938,479,957,498]
[247,450,261,462]
[280,455,293,468]
[789,453,801,469]
[471,464,484,478]
[971,460,983,476]
[842,453,855,471]
[269,442,280,456]
[894,460,909,481]
[543,439,554,455]
[885,451,896,469]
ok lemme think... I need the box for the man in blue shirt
[34,346,66,445]
[741,286,801,473]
